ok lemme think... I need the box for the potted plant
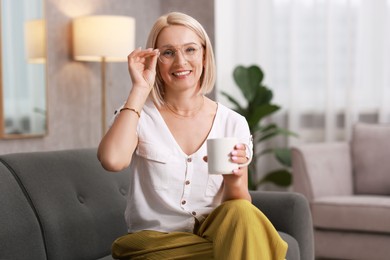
[221,65,297,190]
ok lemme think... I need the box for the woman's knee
[220,199,257,214]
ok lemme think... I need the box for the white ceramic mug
[207,137,253,175]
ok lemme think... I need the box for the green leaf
[256,130,279,143]
[274,148,292,167]
[220,91,245,114]
[255,124,280,141]
[256,148,273,157]
[233,65,264,102]
[258,170,292,187]
[275,128,299,138]
[247,104,280,129]
[258,123,278,133]
[250,86,273,106]
[256,127,297,143]
[255,148,291,167]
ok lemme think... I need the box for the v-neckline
[153,101,219,157]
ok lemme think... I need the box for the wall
[0,0,214,154]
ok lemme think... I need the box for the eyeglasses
[158,43,203,64]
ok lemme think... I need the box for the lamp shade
[73,15,135,62]
[25,19,46,63]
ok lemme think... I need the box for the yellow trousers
[112,199,288,260]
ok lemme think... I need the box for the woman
[98,12,287,260]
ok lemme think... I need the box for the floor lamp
[72,15,135,136]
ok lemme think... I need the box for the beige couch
[291,123,390,259]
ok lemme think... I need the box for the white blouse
[119,98,252,233]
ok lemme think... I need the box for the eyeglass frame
[157,43,204,64]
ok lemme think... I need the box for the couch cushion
[315,229,390,260]
[97,255,115,260]
[279,232,299,260]
[352,123,390,195]
[312,195,390,233]
[97,233,300,260]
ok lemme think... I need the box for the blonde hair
[146,12,216,106]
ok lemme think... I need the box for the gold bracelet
[119,107,140,118]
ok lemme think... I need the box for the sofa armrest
[250,191,314,260]
[292,142,353,201]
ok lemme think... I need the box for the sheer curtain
[215,0,390,146]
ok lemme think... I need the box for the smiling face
[156,25,204,94]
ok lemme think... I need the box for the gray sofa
[0,148,313,260]
[292,123,390,259]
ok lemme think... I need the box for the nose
[174,49,187,64]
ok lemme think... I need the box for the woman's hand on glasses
[127,48,160,92]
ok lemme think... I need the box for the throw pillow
[352,123,390,195]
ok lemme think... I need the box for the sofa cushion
[312,195,390,233]
[315,229,390,260]
[352,123,390,195]
[96,233,299,260]
[279,232,299,260]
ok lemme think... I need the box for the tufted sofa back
[0,148,130,260]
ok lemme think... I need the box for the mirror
[0,0,47,138]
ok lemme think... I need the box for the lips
[172,70,191,76]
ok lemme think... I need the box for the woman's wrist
[119,107,140,118]
[125,86,151,111]
[222,174,251,201]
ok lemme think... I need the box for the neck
[165,95,205,118]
